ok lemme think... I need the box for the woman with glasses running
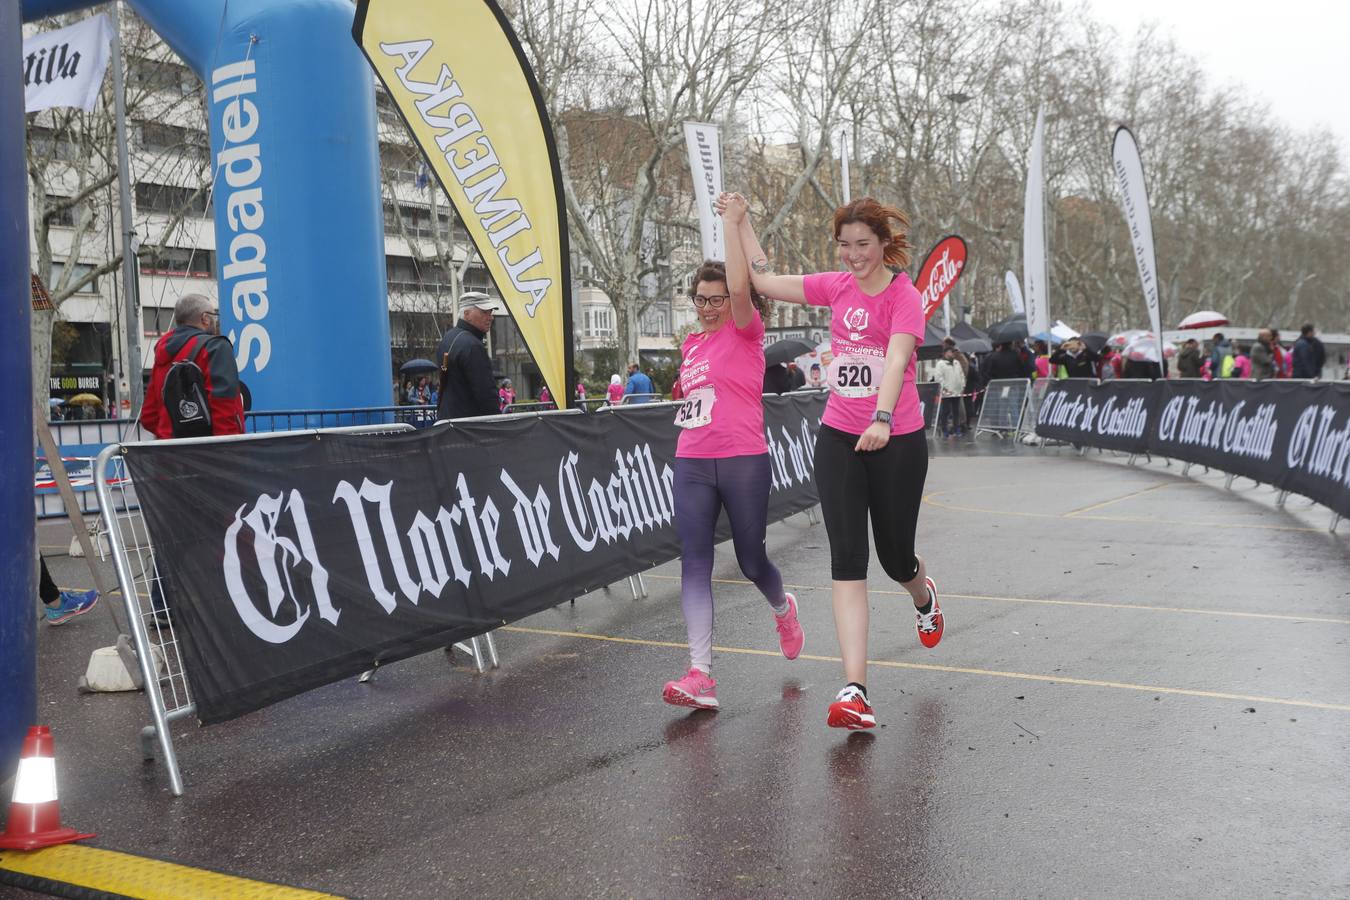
[718,191,943,731]
[662,249,803,711]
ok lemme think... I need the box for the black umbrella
[957,337,992,355]
[1081,331,1108,353]
[764,338,818,367]
[399,358,438,375]
[916,322,948,361]
[987,314,1028,344]
[949,321,988,342]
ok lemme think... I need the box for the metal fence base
[94,423,416,796]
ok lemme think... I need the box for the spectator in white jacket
[934,347,967,437]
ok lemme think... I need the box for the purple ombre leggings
[673,454,786,670]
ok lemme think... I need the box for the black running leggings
[813,423,928,582]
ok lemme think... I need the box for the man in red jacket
[140,293,245,438]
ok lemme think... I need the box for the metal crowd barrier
[93,420,507,797]
[245,404,438,432]
[974,378,1032,437]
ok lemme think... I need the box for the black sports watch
[870,410,893,425]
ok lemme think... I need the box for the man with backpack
[141,293,245,439]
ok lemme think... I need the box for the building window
[49,261,98,294]
[27,125,79,162]
[140,121,208,157]
[135,182,212,217]
[382,200,452,239]
[386,255,453,294]
[129,58,194,94]
[140,246,213,278]
[141,306,175,337]
[44,195,77,228]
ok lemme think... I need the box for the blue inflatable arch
[2,0,392,773]
[21,0,392,413]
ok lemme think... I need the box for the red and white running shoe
[916,576,944,649]
[662,668,719,710]
[774,592,804,660]
[826,685,876,730]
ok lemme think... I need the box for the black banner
[1036,379,1350,518]
[1034,379,1155,453]
[124,394,826,724]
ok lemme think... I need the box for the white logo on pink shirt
[843,306,869,341]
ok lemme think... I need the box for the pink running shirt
[676,309,769,458]
[803,271,926,435]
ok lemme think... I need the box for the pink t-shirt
[676,309,769,458]
[803,271,926,435]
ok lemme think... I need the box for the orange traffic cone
[0,726,94,850]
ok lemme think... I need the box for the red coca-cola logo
[914,235,968,322]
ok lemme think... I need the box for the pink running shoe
[774,592,804,660]
[663,668,719,710]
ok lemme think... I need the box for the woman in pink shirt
[606,375,625,406]
[660,258,803,711]
[721,192,942,731]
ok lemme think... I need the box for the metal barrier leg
[1182,462,1192,477]
[1331,514,1342,534]
[468,637,485,673]
[1276,490,1289,508]
[484,632,500,668]
[636,573,649,598]
[628,576,641,601]
[359,668,377,683]
[1225,474,1235,490]
[1127,454,1137,467]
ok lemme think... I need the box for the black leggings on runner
[813,423,928,583]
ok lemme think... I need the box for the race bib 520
[827,355,882,398]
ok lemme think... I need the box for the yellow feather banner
[354,0,573,408]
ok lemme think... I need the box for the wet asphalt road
[17,440,1350,898]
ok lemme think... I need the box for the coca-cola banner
[914,235,967,323]
[1036,380,1350,518]
[1034,379,1155,454]
[124,395,826,724]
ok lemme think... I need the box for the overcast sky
[1083,0,1348,154]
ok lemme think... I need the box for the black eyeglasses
[692,294,729,308]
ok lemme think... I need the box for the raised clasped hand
[854,421,891,453]
[715,191,748,224]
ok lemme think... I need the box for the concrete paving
[15,439,1350,898]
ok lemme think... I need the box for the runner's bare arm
[877,332,916,412]
[718,193,756,329]
[715,193,806,304]
[856,332,917,452]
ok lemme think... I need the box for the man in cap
[436,291,504,421]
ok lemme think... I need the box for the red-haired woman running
[718,191,943,730]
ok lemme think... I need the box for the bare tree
[26,11,209,415]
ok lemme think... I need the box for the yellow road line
[640,572,1350,626]
[922,488,1325,533]
[1062,481,1173,516]
[502,625,1350,713]
[0,845,341,899]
